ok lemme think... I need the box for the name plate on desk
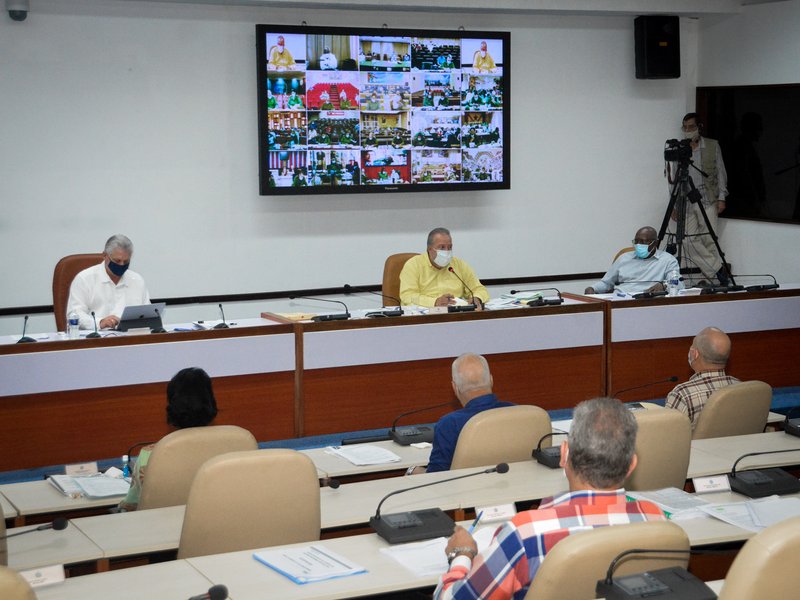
[20,564,66,588]
[693,475,731,494]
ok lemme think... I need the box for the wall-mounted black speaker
[634,15,680,79]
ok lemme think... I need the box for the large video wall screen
[256,25,510,195]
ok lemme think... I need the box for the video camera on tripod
[664,138,692,163]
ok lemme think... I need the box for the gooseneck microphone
[389,401,454,445]
[532,431,568,468]
[17,315,36,344]
[370,463,509,544]
[728,449,800,498]
[343,283,403,317]
[509,287,564,306]
[214,303,230,329]
[740,273,780,292]
[611,376,679,398]
[125,440,157,473]
[447,266,478,311]
[596,548,714,600]
[86,311,102,338]
[288,295,350,321]
[187,584,229,600]
[1,518,69,540]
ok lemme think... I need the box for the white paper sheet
[326,445,402,466]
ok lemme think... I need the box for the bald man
[665,327,740,428]
[410,353,514,474]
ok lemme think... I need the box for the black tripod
[658,158,736,287]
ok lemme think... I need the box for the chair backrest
[382,252,417,306]
[52,253,104,332]
[177,449,321,559]
[0,566,36,600]
[692,380,772,440]
[626,407,692,491]
[718,515,800,599]
[0,504,6,566]
[525,521,689,600]
[451,405,551,470]
[138,425,258,510]
[613,246,634,263]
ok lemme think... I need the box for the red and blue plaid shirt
[434,489,665,600]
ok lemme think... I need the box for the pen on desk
[468,510,484,534]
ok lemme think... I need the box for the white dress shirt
[66,262,150,329]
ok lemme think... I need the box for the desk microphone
[214,303,230,329]
[738,273,780,292]
[596,548,715,600]
[343,284,403,317]
[86,311,102,338]
[532,431,568,468]
[784,406,800,438]
[728,449,800,498]
[611,376,678,398]
[389,401,454,445]
[447,266,478,311]
[509,288,564,306]
[288,295,350,321]
[187,584,229,600]
[1,518,69,540]
[370,463,509,544]
[17,315,36,344]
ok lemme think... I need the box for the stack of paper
[48,474,130,498]
[253,545,366,584]
[326,445,402,466]
[628,488,711,520]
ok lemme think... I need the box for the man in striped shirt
[434,397,665,600]
[665,326,739,429]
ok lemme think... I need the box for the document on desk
[326,444,402,466]
[74,475,131,498]
[628,488,711,520]
[253,545,367,584]
[746,496,800,528]
[699,499,772,532]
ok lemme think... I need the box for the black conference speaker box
[634,15,680,79]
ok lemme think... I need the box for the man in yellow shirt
[472,41,497,73]
[268,35,297,71]
[399,227,489,309]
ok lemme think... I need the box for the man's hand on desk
[471,297,484,311]
[584,287,596,294]
[645,282,666,293]
[99,315,119,329]
[445,525,478,560]
[405,466,427,476]
[435,294,456,307]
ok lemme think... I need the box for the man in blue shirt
[585,226,682,296]
[412,353,514,474]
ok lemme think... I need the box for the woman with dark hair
[119,367,218,511]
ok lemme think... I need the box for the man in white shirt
[66,234,150,329]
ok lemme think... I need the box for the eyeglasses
[632,239,655,246]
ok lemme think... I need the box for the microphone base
[86,332,102,339]
[533,446,562,469]
[632,291,668,299]
[213,323,230,329]
[341,433,391,445]
[527,298,564,307]
[746,284,780,292]
[312,313,350,321]
[729,468,800,498]
[785,419,800,438]
[16,336,37,344]
[390,426,434,446]
[447,304,476,313]
[596,567,716,600]
[366,309,404,318]
[370,508,455,544]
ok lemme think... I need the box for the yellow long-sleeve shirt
[399,253,489,307]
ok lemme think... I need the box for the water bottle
[67,311,80,339]
[122,455,130,479]
[667,269,680,297]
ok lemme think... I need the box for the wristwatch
[447,546,477,564]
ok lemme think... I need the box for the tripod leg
[688,178,735,286]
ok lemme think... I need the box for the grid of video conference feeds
[260,30,506,191]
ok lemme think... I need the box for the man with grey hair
[399,227,489,309]
[665,326,739,429]
[434,397,665,599]
[66,234,150,330]
[411,353,513,474]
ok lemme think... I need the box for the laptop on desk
[117,303,166,332]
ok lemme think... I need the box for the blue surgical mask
[107,260,129,277]
[634,244,651,259]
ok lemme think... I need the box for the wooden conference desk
[607,286,800,398]
[0,301,606,471]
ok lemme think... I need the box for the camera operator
[666,112,730,286]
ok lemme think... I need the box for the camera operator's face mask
[682,123,700,141]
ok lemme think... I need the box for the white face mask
[682,128,698,141]
[432,249,452,268]
[480,50,487,58]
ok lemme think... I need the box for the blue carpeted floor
[2,387,798,486]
